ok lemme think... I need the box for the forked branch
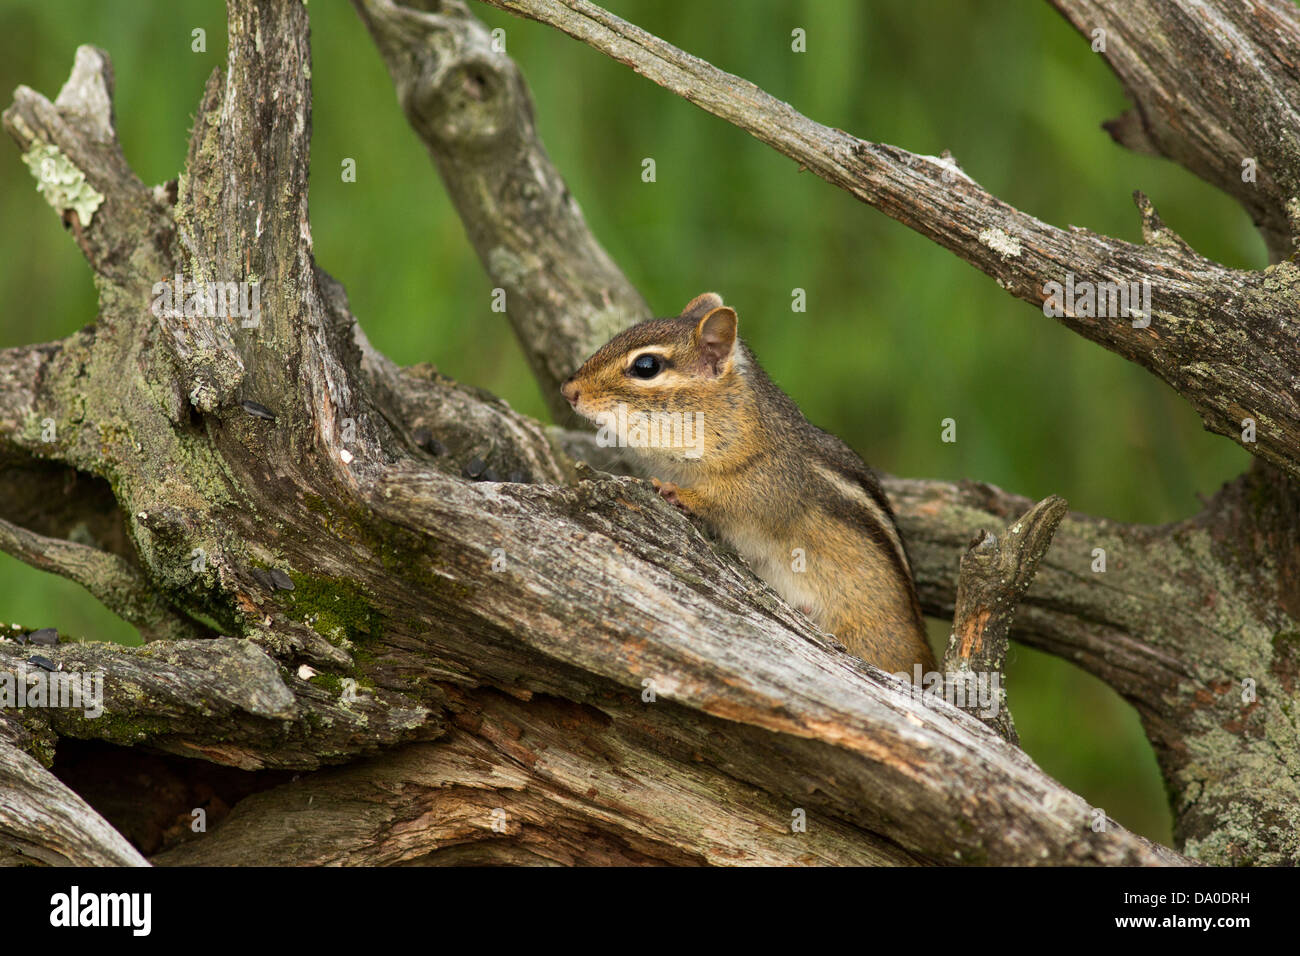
[480,0,1300,482]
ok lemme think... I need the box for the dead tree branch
[1050,0,1300,261]
[944,495,1069,744]
[0,14,1195,868]
[463,0,1300,863]
[0,0,1295,866]
[482,0,1300,483]
[353,0,650,421]
[0,738,148,866]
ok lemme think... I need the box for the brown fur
[562,294,935,675]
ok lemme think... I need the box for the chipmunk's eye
[630,353,664,379]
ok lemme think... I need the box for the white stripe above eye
[624,349,672,371]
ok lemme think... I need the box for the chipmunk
[561,292,936,675]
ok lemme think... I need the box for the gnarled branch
[481,0,1300,483]
[1,0,1296,868]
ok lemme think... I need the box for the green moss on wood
[281,571,384,645]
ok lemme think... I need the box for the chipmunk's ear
[694,306,738,375]
[680,292,724,323]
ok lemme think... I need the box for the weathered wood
[0,516,205,642]
[0,22,1189,867]
[0,739,147,866]
[154,689,916,867]
[0,0,1295,867]
[1050,0,1300,261]
[943,495,1069,744]
[466,0,1300,865]
[891,470,1300,864]
[481,0,1300,484]
[353,0,651,421]
[0,638,440,771]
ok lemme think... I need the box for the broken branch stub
[944,495,1069,744]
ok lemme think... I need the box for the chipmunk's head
[561,293,746,469]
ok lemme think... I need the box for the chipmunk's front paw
[651,477,692,514]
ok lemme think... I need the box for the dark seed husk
[240,400,277,421]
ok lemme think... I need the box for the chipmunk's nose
[560,377,579,407]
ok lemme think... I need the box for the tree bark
[0,0,1295,866]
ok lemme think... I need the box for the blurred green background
[0,0,1265,847]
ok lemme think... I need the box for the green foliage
[0,0,1263,846]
